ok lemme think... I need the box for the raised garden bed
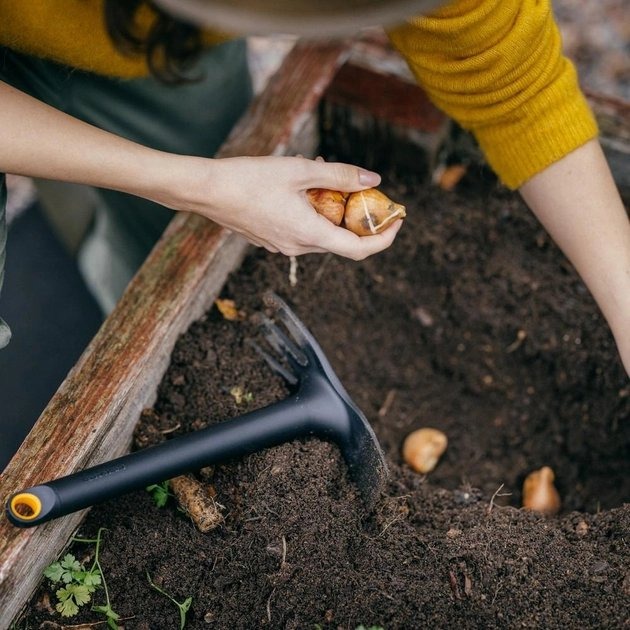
[2,35,630,630]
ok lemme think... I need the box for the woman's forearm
[0,80,171,201]
[520,139,630,374]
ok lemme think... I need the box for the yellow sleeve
[388,0,598,189]
[0,0,230,79]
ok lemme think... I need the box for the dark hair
[104,0,203,84]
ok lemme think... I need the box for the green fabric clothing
[0,40,252,328]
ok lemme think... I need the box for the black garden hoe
[6,292,388,528]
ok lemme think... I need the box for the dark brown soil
[19,179,630,629]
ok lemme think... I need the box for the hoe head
[253,292,389,507]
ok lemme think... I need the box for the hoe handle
[6,393,339,528]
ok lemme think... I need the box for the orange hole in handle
[10,493,42,520]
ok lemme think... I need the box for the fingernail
[359,169,381,186]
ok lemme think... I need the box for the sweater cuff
[473,65,599,189]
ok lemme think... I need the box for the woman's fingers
[309,215,403,260]
[189,155,398,260]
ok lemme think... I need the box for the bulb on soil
[307,187,406,236]
[522,466,561,515]
[402,427,448,474]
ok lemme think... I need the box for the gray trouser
[0,41,252,342]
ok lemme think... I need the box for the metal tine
[263,293,316,362]
[245,339,299,387]
[260,314,308,368]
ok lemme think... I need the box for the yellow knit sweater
[0,0,230,77]
[0,0,598,189]
[388,0,598,188]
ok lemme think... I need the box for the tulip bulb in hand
[306,189,348,225]
[308,187,406,236]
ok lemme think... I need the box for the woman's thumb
[304,160,381,192]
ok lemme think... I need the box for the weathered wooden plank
[0,39,349,628]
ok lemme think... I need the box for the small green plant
[43,552,101,617]
[72,529,121,629]
[146,479,172,507]
[147,571,193,630]
[44,528,121,629]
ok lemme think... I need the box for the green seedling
[146,479,172,507]
[147,571,193,630]
[43,552,101,617]
[72,529,121,630]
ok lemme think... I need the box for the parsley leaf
[56,594,79,617]
[43,562,65,583]
[146,480,171,507]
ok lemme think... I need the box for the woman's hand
[160,154,402,260]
